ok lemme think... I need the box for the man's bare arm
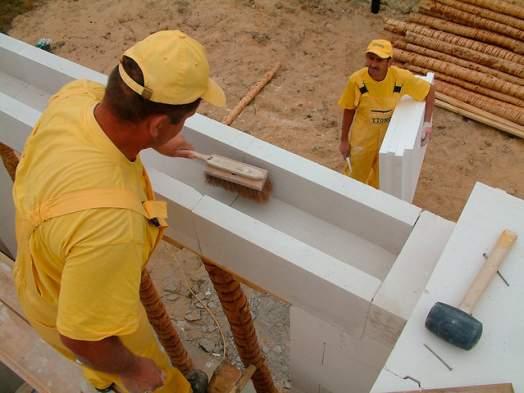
[424,84,435,123]
[339,108,356,158]
[60,335,164,393]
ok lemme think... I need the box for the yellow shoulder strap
[30,188,167,229]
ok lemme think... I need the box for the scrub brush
[191,151,272,203]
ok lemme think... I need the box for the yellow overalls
[13,170,191,393]
[343,80,401,188]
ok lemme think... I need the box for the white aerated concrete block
[372,183,524,392]
[291,306,392,393]
[147,168,204,253]
[193,196,381,336]
[380,74,434,202]
[367,211,454,345]
[0,93,40,151]
[0,33,106,104]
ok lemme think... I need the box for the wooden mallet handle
[459,230,517,314]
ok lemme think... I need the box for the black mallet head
[425,302,483,350]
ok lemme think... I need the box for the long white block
[379,74,433,202]
[291,306,392,393]
[372,183,524,392]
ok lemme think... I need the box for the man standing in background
[338,39,435,188]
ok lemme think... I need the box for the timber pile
[384,0,524,139]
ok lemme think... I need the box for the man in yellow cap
[338,39,435,188]
[13,30,225,393]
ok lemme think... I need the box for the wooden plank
[0,303,83,393]
[0,253,24,317]
[387,383,514,393]
[0,252,84,392]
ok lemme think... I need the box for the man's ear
[147,114,170,139]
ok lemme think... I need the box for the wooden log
[435,0,524,31]
[419,0,524,41]
[384,19,524,65]
[461,0,524,19]
[406,63,524,107]
[436,99,524,139]
[436,81,524,126]
[407,14,524,54]
[393,48,524,100]
[222,63,280,126]
[436,92,524,131]
[404,32,524,79]
[395,40,524,86]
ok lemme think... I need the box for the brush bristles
[205,175,272,203]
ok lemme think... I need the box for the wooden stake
[384,19,524,65]
[436,98,524,139]
[436,81,524,126]
[394,40,524,86]
[419,1,524,41]
[222,63,280,126]
[461,0,524,19]
[435,0,524,31]
[393,48,524,101]
[405,63,524,107]
[404,31,524,79]
[407,13,524,54]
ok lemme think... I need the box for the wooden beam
[387,383,514,393]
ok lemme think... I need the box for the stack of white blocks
[0,33,454,392]
[379,73,434,203]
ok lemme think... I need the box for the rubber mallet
[425,229,517,350]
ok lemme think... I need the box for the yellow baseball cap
[118,30,226,107]
[366,39,393,59]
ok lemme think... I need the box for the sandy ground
[6,0,524,390]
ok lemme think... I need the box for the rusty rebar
[140,270,193,375]
[0,143,18,181]
[204,262,278,393]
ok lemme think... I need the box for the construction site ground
[3,0,524,391]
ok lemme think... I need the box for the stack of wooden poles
[384,0,524,138]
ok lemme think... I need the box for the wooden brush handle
[459,230,517,314]
[190,151,212,161]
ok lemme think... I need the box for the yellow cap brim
[201,78,226,107]
[366,49,391,59]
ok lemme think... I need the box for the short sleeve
[56,210,147,341]
[401,70,431,102]
[337,76,359,110]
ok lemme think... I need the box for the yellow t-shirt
[13,80,159,341]
[338,65,430,129]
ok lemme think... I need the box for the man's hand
[120,356,165,393]
[339,139,351,159]
[154,133,194,158]
[421,121,432,146]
